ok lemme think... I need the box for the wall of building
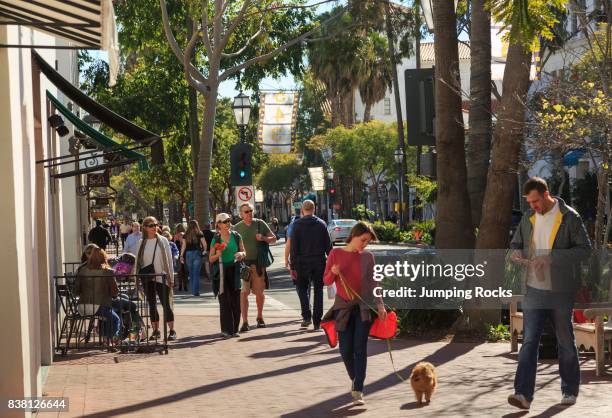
[0,25,78,417]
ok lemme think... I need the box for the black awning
[33,50,164,164]
[0,0,102,49]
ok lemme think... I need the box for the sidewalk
[39,303,612,418]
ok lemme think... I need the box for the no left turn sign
[235,185,255,212]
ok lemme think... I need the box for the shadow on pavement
[400,401,428,410]
[80,356,344,418]
[280,338,479,418]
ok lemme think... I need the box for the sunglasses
[144,224,157,228]
[219,219,231,224]
[242,210,253,214]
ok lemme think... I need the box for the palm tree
[358,34,393,122]
[466,0,492,229]
[432,0,474,249]
[309,11,364,127]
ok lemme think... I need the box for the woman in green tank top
[209,213,246,338]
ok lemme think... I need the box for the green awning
[47,91,148,171]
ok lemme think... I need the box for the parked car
[328,219,357,245]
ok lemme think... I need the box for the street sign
[235,185,255,212]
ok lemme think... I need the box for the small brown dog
[410,362,437,404]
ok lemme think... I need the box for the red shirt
[324,248,375,301]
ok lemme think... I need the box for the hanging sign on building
[87,169,110,187]
[257,91,299,154]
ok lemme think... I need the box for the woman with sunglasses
[133,216,176,340]
[180,220,208,296]
[209,213,247,337]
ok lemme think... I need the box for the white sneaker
[561,394,577,405]
[507,394,531,409]
[351,391,365,405]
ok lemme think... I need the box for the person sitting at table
[74,247,121,345]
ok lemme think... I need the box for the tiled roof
[420,41,471,62]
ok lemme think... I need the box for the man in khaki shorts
[233,203,276,331]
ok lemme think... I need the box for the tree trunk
[186,17,200,174]
[363,102,372,123]
[476,43,532,249]
[594,167,609,249]
[385,1,409,228]
[433,0,474,249]
[194,85,218,227]
[341,90,355,128]
[467,0,491,230]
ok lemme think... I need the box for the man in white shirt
[508,177,591,410]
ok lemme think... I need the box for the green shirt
[210,233,239,264]
[233,219,272,262]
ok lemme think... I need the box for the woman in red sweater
[323,222,386,406]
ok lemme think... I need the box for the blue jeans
[295,261,325,326]
[185,250,202,296]
[514,287,580,401]
[338,307,372,392]
[96,305,120,339]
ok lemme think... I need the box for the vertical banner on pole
[257,92,299,154]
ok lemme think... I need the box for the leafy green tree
[80,45,192,222]
[309,121,409,219]
[159,0,341,226]
[256,154,307,217]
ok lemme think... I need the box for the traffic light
[328,179,336,204]
[230,143,252,186]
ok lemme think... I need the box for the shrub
[372,221,401,242]
[403,220,435,244]
[352,204,375,221]
[485,323,511,342]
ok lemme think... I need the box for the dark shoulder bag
[256,220,274,268]
[138,239,158,281]
[232,231,251,282]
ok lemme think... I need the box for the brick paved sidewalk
[39,310,612,418]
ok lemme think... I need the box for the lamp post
[232,92,251,142]
[326,168,334,221]
[394,147,404,228]
[321,148,334,222]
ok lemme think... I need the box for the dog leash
[337,272,410,383]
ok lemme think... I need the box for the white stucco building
[0,2,125,415]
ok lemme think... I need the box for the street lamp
[394,147,404,228]
[420,0,458,31]
[321,147,332,163]
[232,92,251,142]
